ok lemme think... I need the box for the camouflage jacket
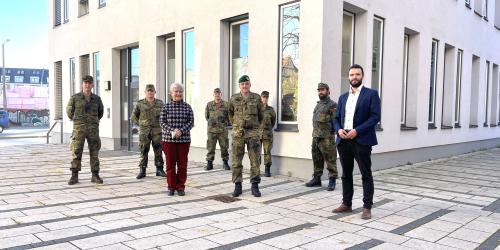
[132,98,164,130]
[312,96,337,138]
[66,92,104,129]
[229,92,264,138]
[205,100,229,133]
[261,106,276,139]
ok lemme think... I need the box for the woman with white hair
[159,83,194,196]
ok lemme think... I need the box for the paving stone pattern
[0,145,499,249]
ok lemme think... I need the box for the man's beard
[350,79,363,88]
[318,94,328,100]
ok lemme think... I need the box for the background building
[48,0,500,179]
[1,67,49,125]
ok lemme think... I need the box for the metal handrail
[46,119,63,144]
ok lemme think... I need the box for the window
[54,0,61,26]
[70,57,76,94]
[454,50,463,126]
[278,2,300,124]
[495,0,500,29]
[78,0,89,17]
[474,0,484,16]
[99,0,106,8]
[182,29,195,104]
[341,11,355,95]
[79,54,90,84]
[229,20,249,96]
[166,37,175,99]
[401,34,409,125]
[372,17,384,100]
[30,76,40,84]
[441,44,456,128]
[54,61,63,119]
[484,61,490,126]
[63,0,68,22]
[428,39,439,128]
[470,55,480,127]
[14,76,24,83]
[0,76,10,83]
[93,52,101,95]
[491,64,499,126]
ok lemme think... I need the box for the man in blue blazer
[332,64,381,220]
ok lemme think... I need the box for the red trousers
[162,142,190,191]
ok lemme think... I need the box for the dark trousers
[337,139,374,209]
[162,142,190,191]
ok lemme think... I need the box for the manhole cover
[210,194,240,203]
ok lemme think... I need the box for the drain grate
[209,194,240,203]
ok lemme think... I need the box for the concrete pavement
[0,144,498,249]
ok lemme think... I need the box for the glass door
[120,47,140,151]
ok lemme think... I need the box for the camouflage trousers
[70,128,101,172]
[232,136,261,184]
[311,136,338,178]
[139,129,164,168]
[261,138,273,165]
[206,131,229,161]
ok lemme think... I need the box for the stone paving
[0,144,499,250]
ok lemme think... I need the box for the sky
[0,0,49,69]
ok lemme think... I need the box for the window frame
[428,39,439,128]
[229,19,249,96]
[277,1,301,128]
[93,52,101,96]
[182,28,195,104]
[401,34,410,125]
[484,60,490,126]
[341,11,355,95]
[98,0,106,8]
[371,16,385,100]
[454,49,463,127]
[69,57,76,95]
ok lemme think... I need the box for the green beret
[238,75,250,83]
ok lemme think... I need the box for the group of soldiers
[66,75,336,199]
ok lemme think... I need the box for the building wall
[48,0,500,178]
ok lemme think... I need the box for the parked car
[0,110,9,133]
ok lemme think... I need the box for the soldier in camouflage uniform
[205,88,230,171]
[229,75,264,197]
[260,91,276,177]
[305,82,338,191]
[67,75,104,185]
[132,84,166,179]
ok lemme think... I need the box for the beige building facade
[49,0,500,178]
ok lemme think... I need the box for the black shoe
[177,190,185,196]
[264,164,271,177]
[251,183,261,197]
[91,172,103,184]
[223,160,230,170]
[205,161,213,171]
[232,182,242,197]
[168,189,175,196]
[136,167,146,179]
[68,171,78,185]
[156,166,166,177]
[327,178,336,191]
[305,176,321,187]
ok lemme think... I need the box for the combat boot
[232,182,242,197]
[136,167,146,179]
[223,160,230,170]
[156,166,166,177]
[205,161,213,171]
[68,171,78,185]
[327,177,336,191]
[264,164,271,177]
[251,183,261,197]
[91,171,103,184]
[305,176,322,187]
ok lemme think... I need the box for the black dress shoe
[177,190,185,196]
[168,189,175,196]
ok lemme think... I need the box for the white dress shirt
[344,85,363,130]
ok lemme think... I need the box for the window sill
[428,123,437,129]
[490,124,497,127]
[78,12,89,18]
[465,3,471,9]
[63,20,69,24]
[454,123,461,128]
[469,124,478,128]
[483,123,489,127]
[98,3,106,9]
[483,17,488,21]
[400,125,417,131]
[53,23,61,28]
[441,125,453,129]
[474,10,483,17]
[275,123,299,132]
